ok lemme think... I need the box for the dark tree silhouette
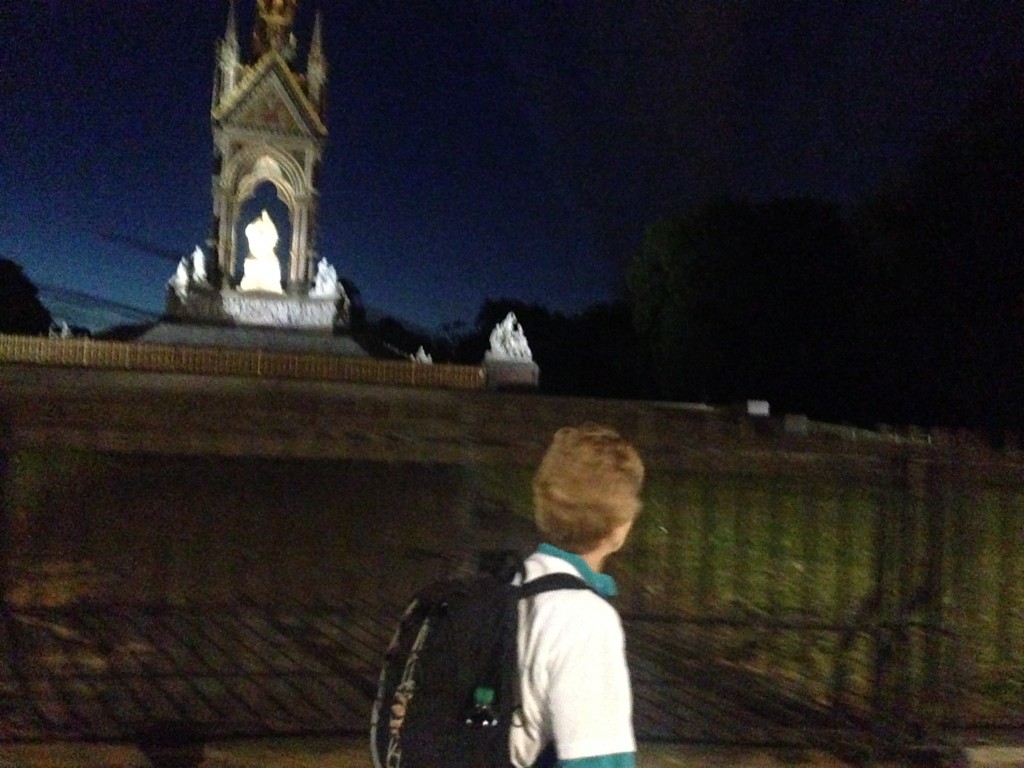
[851,71,1024,434]
[358,315,433,360]
[339,277,366,331]
[626,71,1023,434]
[562,302,653,399]
[0,258,52,335]
[626,198,859,420]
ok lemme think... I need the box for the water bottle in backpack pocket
[370,555,588,768]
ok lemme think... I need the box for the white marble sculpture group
[169,210,340,306]
[487,312,533,361]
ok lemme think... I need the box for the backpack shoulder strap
[519,572,591,599]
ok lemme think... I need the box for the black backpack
[370,551,589,768]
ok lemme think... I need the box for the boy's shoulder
[522,554,622,623]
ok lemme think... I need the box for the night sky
[1,2,1020,333]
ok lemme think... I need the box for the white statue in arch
[487,312,533,361]
[310,258,340,298]
[239,209,284,293]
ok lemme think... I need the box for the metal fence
[615,439,1024,748]
[1,348,1022,756]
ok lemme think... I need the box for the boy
[512,424,645,768]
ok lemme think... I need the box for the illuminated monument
[167,0,347,330]
[154,1,536,383]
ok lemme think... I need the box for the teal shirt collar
[537,543,618,598]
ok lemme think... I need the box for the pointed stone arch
[214,143,318,292]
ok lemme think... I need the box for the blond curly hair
[532,424,645,554]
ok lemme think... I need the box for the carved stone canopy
[165,1,346,331]
[209,2,327,297]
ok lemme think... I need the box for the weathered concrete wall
[2,450,541,608]
[0,363,926,470]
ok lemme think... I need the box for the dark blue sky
[1,2,1020,332]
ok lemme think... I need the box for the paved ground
[4,602,1018,767]
[0,737,900,767]
[0,601,879,749]
[1,734,1022,767]
[4,739,1024,767]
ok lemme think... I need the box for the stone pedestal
[221,291,338,328]
[483,357,540,390]
[166,287,348,330]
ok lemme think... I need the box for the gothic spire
[306,9,327,110]
[309,9,324,62]
[224,0,239,52]
[216,0,241,106]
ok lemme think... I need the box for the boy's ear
[609,519,634,553]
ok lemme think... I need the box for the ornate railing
[0,334,485,390]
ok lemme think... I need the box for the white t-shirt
[510,551,636,767]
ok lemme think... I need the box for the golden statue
[253,0,298,58]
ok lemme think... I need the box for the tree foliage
[0,258,52,335]
[848,72,1024,433]
[626,198,859,419]
[625,72,1024,434]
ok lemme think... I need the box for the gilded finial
[253,0,298,59]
